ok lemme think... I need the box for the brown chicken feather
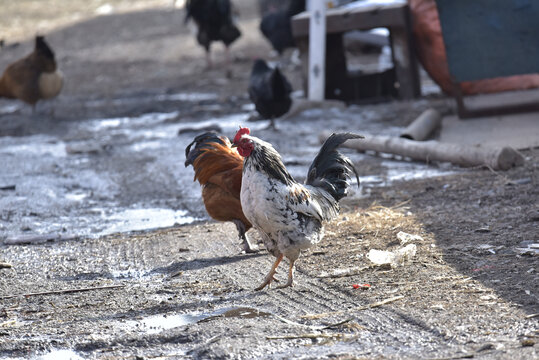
[185,132,258,253]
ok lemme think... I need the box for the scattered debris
[474,226,491,233]
[472,265,495,272]
[4,233,78,245]
[367,244,417,266]
[168,270,183,279]
[352,283,371,290]
[0,284,125,300]
[302,296,405,320]
[506,178,532,186]
[267,332,357,341]
[476,343,495,352]
[317,264,391,278]
[521,339,535,347]
[515,243,539,256]
[396,231,423,244]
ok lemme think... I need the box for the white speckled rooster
[232,127,363,290]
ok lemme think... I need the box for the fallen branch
[320,131,524,170]
[321,318,354,329]
[267,332,354,340]
[0,263,12,269]
[301,295,405,320]
[0,284,125,300]
[317,264,391,278]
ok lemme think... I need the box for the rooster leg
[277,259,296,289]
[232,220,259,253]
[262,117,277,131]
[205,48,213,69]
[225,46,232,79]
[255,254,283,291]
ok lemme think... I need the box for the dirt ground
[0,1,538,359]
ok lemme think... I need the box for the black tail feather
[306,133,363,202]
[184,131,227,167]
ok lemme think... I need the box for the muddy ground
[0,1,538,359]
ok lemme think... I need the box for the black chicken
[248,59,292,130]
[259,0,306,55]
[184,0,241,69]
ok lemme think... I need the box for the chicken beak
[231,144,238,148]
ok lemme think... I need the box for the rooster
[248,59,292,130]
[184,0,241,71]
[232,127,363,289]
[185,132,258,253]
[0,36,63,112]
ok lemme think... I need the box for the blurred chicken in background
[184,0,241,73]
[259,0,305,57]
[0,36,63,113]
[248,59,292,130]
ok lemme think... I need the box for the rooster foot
[275,260,295,289]
[276,281,293,289]
[255,254,283,291]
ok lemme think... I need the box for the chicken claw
[276,260,295,289]
[255,254,283,291]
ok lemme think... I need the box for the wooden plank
[292,3,407,37]
[388,6,420,99]
[308,0,326,101]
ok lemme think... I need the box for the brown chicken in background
[0,35,63,112]
[185,132,258,253]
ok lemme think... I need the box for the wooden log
[320,131,524,170]
[400,108,441,140]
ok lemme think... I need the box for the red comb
[233,126,250,143]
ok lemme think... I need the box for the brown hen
[0,35,63,112]
[185,132,258,253]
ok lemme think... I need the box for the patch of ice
[36,349,84,360]
[128,313,204,334]
[0,139,67,157]
[100,208,197,235]
[383,160,456,183]
[65,192,88,202]
[95,4,114,15]
[155,92,218,102]
[0,103,21,114]
[85,111,179,131]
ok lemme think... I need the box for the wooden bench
[291,3,421,102]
